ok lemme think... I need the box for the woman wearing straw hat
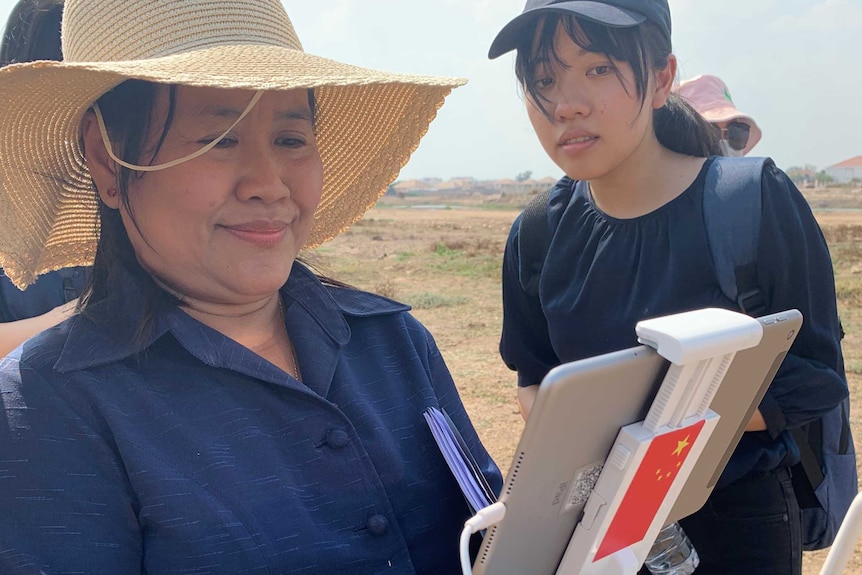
[0,0,502,573]
[0,0,86,357]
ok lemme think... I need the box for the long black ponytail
[655,93,721,157]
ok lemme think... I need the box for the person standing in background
[491,1,847,572]
[674,74,762,157]
[0,0,87,357]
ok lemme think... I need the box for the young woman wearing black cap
[492,1,849,573]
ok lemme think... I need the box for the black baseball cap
[488,0,671,59]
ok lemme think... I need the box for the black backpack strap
[56,267,83,303]
[791,425,826,505]
[517,187,553,298]
[702,156,769,316]
[704,157,829,501]
[0,273,13,323]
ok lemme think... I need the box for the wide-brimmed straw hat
[0,0,464,288]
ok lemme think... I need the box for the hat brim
[700,108,763,155]
[0,44,464,288]
[488,1,646,59]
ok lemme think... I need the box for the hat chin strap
[92,90,265,172]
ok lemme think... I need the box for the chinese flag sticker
[594,419,705,561]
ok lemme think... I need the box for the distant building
[389,175,559,197]
[826,156,862,185]
[392,179,434,195]
[437,177,478,194]
[491,178,550,195]
[786,166,817,188]
[442,177,477,189]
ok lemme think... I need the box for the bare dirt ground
[310,189,862,574]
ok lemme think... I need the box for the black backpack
[516,156,856,550]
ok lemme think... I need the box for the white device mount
[555,308,762,575]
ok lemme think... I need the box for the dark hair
[0,0,63,66]
[81,80,181,342]
[81,81,319,343]
[514,14,720,158]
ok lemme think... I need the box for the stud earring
[106,187,118,198]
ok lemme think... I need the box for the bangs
[515,14,666,119]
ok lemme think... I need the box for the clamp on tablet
[556,308,762,575]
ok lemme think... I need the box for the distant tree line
[786,164,834,185]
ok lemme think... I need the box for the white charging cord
[459,501,507,575]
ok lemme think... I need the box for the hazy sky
[1,0,859,180]
[286,0,861,180]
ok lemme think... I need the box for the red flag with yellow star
[594,419,706,561]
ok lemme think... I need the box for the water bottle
[643,522,699,575]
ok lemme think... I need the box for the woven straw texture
[0,0,464,288]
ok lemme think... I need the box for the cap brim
[488,1,646,59]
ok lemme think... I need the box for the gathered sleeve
[755,164,848,436]
[499,216,560,388]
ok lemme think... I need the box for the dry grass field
[309,186,862,574]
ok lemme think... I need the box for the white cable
[459,522,474,575]
[459,502,507,575]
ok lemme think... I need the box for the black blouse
[500,157,847,484]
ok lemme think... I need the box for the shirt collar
[54,263,408,374]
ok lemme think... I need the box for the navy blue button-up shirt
[0,263,502,574]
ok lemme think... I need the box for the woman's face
[114,86,322,305]
[525,22,658,182]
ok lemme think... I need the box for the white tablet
[472,310,802,575]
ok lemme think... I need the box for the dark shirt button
[325,428,350,449]
[366,514,389,537]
